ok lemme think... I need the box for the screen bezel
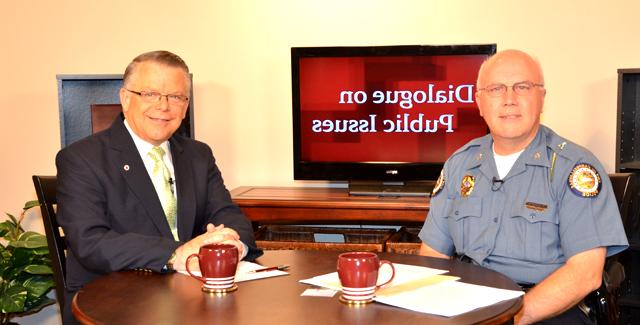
[291,44,496,182]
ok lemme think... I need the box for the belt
[455,254,475,264]
[517,282,536,291]
[456,254,536,292]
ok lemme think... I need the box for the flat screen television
[291,44,496,196]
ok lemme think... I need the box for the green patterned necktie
[148,146,178,240]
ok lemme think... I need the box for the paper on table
[300,263,523,317]
[301,288,338,297]
[299,263,452,291]
[375,280,524,317]
[178,261,288,282]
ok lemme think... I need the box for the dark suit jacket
[56,116,262,291]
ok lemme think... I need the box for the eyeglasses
[477,81,544,97]
[125,88,189,105]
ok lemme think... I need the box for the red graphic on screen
[298,55,488,163]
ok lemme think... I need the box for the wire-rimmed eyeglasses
[477,81,544,97]
[125,88,189,104]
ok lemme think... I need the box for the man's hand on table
[171,223,246,272]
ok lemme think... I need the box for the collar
[464,125,552,172]
[123,119,171,159]
[520,125,552,168]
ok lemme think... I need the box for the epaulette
[545,127,580,161]
[549,140,568,179]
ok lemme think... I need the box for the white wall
[1,2,639,322]
[2,0,639,214]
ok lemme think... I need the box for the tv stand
[230,186,429,224]
[348,181,434,197]
[230,186,430,253]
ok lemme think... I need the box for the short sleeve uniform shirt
[418,125,628,284]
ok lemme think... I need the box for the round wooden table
[73,250,522,324]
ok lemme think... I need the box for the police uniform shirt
[418,125,629,285]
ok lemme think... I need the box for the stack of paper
[300,263,524,317]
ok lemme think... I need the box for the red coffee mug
[337,251,395,303]
[186,244,239,293]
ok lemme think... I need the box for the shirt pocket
[507,204,560,262]
[446,197,482,253]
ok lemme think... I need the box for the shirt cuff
[240,241,249,260]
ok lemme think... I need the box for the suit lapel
[108,118,175,239]
[170,137,196,242]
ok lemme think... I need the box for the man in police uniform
[418,49,628,324]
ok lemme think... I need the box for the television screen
[292,44,495,194]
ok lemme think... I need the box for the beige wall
[1,0,639,218]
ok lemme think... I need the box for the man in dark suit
[56,50,262,323]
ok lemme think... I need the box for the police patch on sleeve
[432,169,445,197]
[568,163,601,197]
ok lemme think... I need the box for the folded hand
[171,223,244,271]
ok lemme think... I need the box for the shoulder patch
[568,163,601,197]
[432,169,445,197]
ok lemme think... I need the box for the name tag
[525,202,547,212]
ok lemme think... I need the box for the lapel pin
[558,142,567,150]
[124,164,130,171]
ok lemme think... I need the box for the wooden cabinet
[230,186,429,225]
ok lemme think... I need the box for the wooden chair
[32,175,67,312]
[90,104,122,134]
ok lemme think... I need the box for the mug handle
[376,260,395,288]
[185,253,204,282]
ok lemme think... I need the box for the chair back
[32,175,67,311]
[609,173,635,238]
[585,173,636,324]
[90,104,121,134]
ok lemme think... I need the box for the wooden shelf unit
[230,186,430,225]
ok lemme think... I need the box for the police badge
[460,175,475,197]
[432,169,445,197]
[568,163,601,197]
